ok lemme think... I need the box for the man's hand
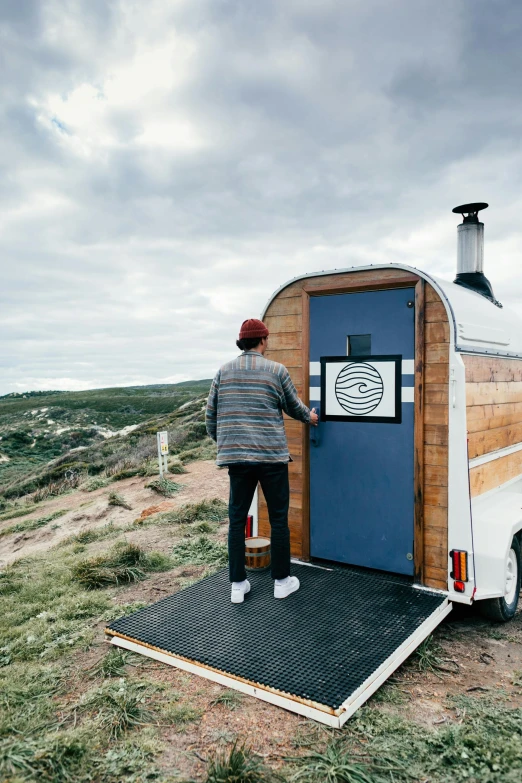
[310,408,319,427]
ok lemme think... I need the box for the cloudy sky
[1,0,522,395]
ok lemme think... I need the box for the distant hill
[0,380,212,495]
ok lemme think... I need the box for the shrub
[90,648,131,679]
[162,703,202,726]
[109,467,141,481]
[0,729,90,782]
[194,521,218,534]
[82,476,110,492]
[108,492,132,510]
[289,743,374,783]
[146,477,182,497]
[157,499,227,526]
[167,459,187,475]
[211,689,243,710]
[58,523,120,547]
[32,474,81,503]
[206,742,275,783]
[172,535,228,567]
[79,679,155,739]
[178,440,217,464]
[72,542,172,589]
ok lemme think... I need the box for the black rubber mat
[106,565,446,709]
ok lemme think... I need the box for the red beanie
[239,318,269,339]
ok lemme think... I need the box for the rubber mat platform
[106,564,450,727]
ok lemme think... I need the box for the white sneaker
[231,579,251,604]
[274,575,300,599]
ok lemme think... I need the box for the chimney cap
[452,202,489,222]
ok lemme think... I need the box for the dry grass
[71,542,172,589]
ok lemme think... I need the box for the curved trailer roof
[262,263,522,359]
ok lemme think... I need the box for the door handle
[310,406,320,447]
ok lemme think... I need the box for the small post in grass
[157,430,169,476]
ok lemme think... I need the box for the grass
[0,537,165,780]
[369,679,408,705]
[0,662,66,739]
[146,477,182,497]
[412,635,459,676]
[156,498,228,526]
[162,702,202,727]
[32,475,82,503]
[79,678,156,739]
[346,697,522,783]
[206,742,277,783]
[211,689,243,710]
[289,742,375,783]
[0,508,67,538]
[1,509,521,782]
[108,491,132,510]
[172,535,228,567]
[57,522,122,547]
[82,476,110,492]
[0,522,170,782]
[0,728,93,782]
[194,520,219,534]
[72,541,172,589]
[0,503,39,522]
[168,459,188,474]
[178,439,217,464]
[0,555,111,667]
[89,648,133,679]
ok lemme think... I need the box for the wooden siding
[463,355,522,494]
[422,284,450,589]
[259,270,450,589]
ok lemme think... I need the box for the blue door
[309,288,415,576]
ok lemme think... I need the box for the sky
[1,0,522,396]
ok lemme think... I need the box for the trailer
[107,203,522,727]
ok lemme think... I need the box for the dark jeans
[228,462,290,582]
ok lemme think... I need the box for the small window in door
[347,334,371,356]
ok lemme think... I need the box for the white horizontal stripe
[312,359,414,375]
[309,387,321,401]
[469,441,522,468]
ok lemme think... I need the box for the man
[206,318,318,604]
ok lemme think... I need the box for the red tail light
[450,550,468,582]
[454,580,466,593]
[246,515,253,538]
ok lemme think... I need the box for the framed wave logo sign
[320,355,402,424]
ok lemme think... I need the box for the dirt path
[0,460,229,567]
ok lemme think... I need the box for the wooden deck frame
[300,275,425,579]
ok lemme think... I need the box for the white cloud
[1,0,522,396]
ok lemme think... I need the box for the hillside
[1,448,521,781]
[1,384,521,782]
[0,380,212,498]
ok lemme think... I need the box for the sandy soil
[0,460,229,567]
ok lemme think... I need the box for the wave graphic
[335,362,384,415]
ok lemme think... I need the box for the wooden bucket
[245,536,271,571]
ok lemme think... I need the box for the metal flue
[452,202,500,306]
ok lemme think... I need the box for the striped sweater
[206,351,311,465]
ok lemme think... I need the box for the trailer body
[254,264,522,605]
[108,250,522,727]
